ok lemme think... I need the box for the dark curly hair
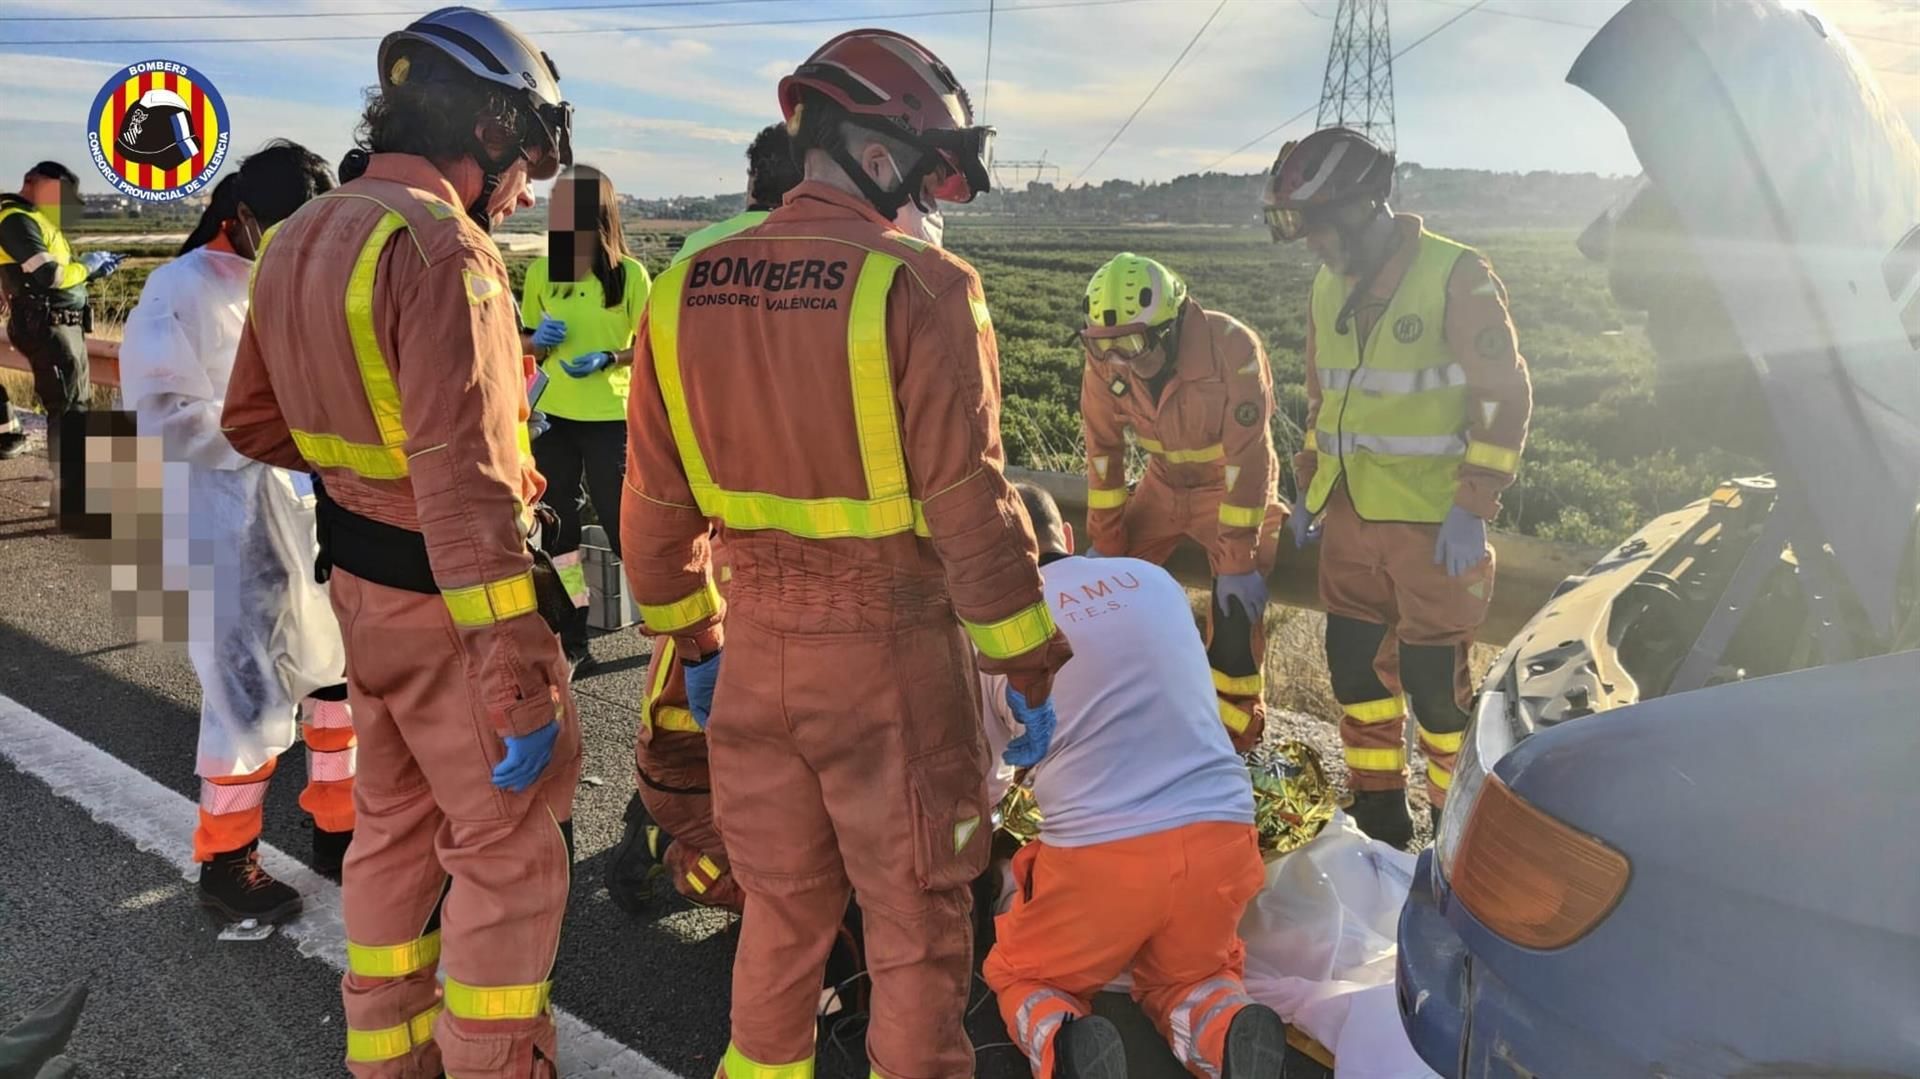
[354,48,531,163]
[746,123,800,210]
[180,139,333,255]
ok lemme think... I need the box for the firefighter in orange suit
[1080,253,1287,753]
[221,9,582,1077]
[1264,127,1532,848]
[622,29,1073,1079]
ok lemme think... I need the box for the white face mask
[876,147,945,248]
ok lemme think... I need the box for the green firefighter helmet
[1085,253,1186,334]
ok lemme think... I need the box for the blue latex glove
[1288,496,1322,548]
[683,651,722,729]
[531,315,568,349]
[1434,505,1490,577]
[491,719,560,792]
[560,350,615,378]
[80,252,122,280]
[528,410,551,440]
[1215,571,1268,620]
[1002,686,1058,767]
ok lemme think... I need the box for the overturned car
[1397,1,1920,1075]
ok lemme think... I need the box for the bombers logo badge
[88,60,230,202]
[1393,314,1425,344]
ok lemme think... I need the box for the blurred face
[546,172,597,282]
[23,174,62,209]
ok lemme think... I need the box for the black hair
[26,161,79,185]
[180,139,334,255]
[1013,482,1067,550]
[746,122,801,210]
[355,48,531,164]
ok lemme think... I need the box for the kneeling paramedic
[221,8,583,1076]
[1264,127,1532,847]
[622,28,1072,1079]
[1080,254,1286,752]
[980,484,1285,1079]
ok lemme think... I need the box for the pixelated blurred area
[57,409,189,645]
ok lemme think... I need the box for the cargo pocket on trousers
[907,741,991,892]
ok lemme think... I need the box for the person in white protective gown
[118,140,348,925]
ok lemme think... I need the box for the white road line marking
[0,692,682,1079]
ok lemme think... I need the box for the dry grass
[0,367,121,413]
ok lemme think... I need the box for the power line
[981,0,996,124]
[0,0,754,23]
[1201,0,1484,173]
[1294,0,1330,19]
[1071,0,1228,185]
[4,0,1147,48]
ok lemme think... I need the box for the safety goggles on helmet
[1080,326,1158,363]
[918,124,994,203]
[521,100,573,181]
[1264,206,1308,243]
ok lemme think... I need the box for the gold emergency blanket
[993,741,1334,854]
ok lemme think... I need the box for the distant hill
[956,164,1638,230]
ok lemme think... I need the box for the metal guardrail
[1006,466,1601,644]
[0,336,1591,641]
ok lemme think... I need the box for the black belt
[312,476,573,633]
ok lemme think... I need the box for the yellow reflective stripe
[1417,725,1465,754]
[1343,696,1407,724]
[703,490,926,540]
[515,421,533,462]
[720,1043,815,1079]
[1212,670,1264,697]
[347,212,410,451]
[442,570,539,627]
[1087,486,1128,510]
[649,263,718,498]
[638,579,721,633]
[1219,697,1252,735]
[643,638,705,732]
[1463,439,1520,475]
[346,1005,440,1063]
[654,706,701,732]
[1304,429,1318,452]
[848,255,908,502]
[1344,746,1407,772]
[1218,503,1264,528]
[1427,761,1454,791]
[290,429,409,480]
[963,601,1057,660]
[1137,437,1225,464]
[443,977,552,1021]
[698,855,721,878]
[347,930,441,978]
[685,870,709,894]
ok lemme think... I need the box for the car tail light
[1449,774,1631,949]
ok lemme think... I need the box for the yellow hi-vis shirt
[519,254,650,422]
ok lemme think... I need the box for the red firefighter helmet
[778,28,993,204]
[1262,127,1395,242]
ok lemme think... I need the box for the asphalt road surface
[0,424,1316,1079]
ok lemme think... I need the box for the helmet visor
[921,125,994,202]
[523,100,573,181]
[1080,328,1152,362]
[1264,206,1307,243]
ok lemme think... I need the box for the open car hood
[1568,0,1920,636]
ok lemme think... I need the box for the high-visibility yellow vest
[1305,230,1473,524]
[647,236,1057,661]
[671,210,768,266]
[0,203,88,291]
[261,189,537,631]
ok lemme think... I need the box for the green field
[77,222,1752,543]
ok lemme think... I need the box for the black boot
[312,828,352,881]
[1222,1003,1287,1078]
[0,431,26,460]
[199,841,302,924]
[1053,1015,1126,1079]
[605,794,668,916]
[1348,789,1414,850]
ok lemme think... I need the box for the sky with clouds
[5,0,1920,200]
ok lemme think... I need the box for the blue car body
[1399,1,1920,1073]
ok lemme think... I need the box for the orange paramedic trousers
[329,571,582,1079]
[710,551,991,1079]
[636,634,742,911]
[1318,486,1492,806]
[1123,472,1286,751]
[984,822,1268,1079]
[192,692,357,862]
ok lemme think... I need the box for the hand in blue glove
[560,350,615,378]
[80,252,122,280]
[1215,571,1268,620]
[528,410,551,440]
[1434,504,1490,577]
[1288,496,1322,548]
[1002,686,1058,767]
[531,315,568,349]
[683,651,722,729]
[491,719,560,792]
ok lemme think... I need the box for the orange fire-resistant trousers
[635,634,743,912]
[193,694,357,862]
[1122,473,1286,751]
[329,570,582,1079]
[708,553,992,1079]
[983,822,1267,1079]
[1318,486,1492,807]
